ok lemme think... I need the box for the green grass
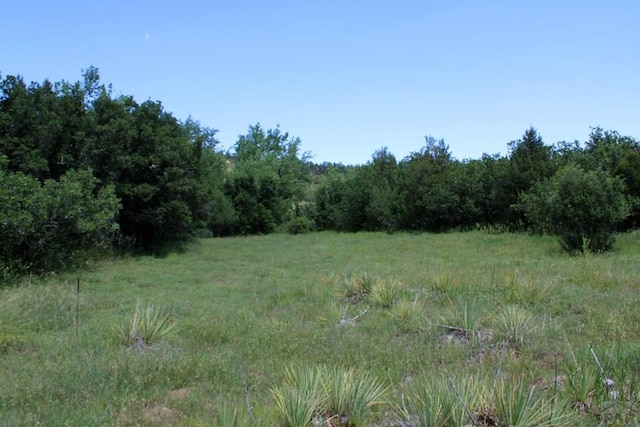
[1,230,640,425]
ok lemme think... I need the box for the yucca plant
[339,272,374,304]
[402,374,456,427]
[215,404,246,427]
[498,271,552,307]
[323,301,369,327]
[113,298,179,350]
[320,366,389,426]
[431,272,461,295]
[492,377,573,426]
[369,278,401,308]
[490,305,537,351]
[439,300,486,342]
[447,373,491,427]
[272,365,324,427]
[563,362,599,414]
[273,365,388,427]
[390,295,424,333]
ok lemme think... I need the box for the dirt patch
[167,387,189,402]
[118,403,184,426]
[142,404,184,424]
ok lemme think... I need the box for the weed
[323,302,369,327]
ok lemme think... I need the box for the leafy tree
[0,155,120,275]
[226,124,310,234]
[504,127,556,228]
[366,147,402,231]
[313,166,347,230]
[616,149,640,228]
[90,91,210,247]
[521,163,628,254]
[399,136,457,231]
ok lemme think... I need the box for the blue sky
[2,1,639,165]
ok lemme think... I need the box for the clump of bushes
[521,163,629,254]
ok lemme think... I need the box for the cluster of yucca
[439,300,539,351]
[272,365,388,427]
[338,272,424,331]
[402,373,572,427]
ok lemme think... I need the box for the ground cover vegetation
[1,231,640,425]
[2,68,640,424]
[2,69,640,280]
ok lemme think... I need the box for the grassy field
[1,230,640,426]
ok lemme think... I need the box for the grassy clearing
[1,230,639,425]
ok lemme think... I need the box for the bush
[521,163,629,254]
[284,216,316,234]
[0,157,121,276]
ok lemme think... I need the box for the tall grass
[1,231,639,425]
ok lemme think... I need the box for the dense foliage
[1,68,639,278]
[521,163,629,253]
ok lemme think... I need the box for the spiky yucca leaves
[390,296,424,333]
[562,357,600,414]
[490,305,538,351]
[498,271,553,307]
[339,272,374,304]
[323,301,350,325]
[439,300,486,341]
[322,301,370,327]
[272,365,389,427]
[369,278,402,308]
[430,272,461,295]
[448,373,492,426]
[402,374,456,427]
[113,298,179,350]
[215,404,246,427]
[492,377,573,427]
[272,365,325,427]
[320,365,389,426]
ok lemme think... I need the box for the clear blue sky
[2,0,639,165]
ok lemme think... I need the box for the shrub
[284,216,316,235]
[521,163,629,254]
[113,298,179,350]
[0,160,121,277]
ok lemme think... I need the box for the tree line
[1,68,638,279]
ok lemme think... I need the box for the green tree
[399,136,457,231]
[313,165,347,230]
[616,149,640,228]
[505,127,556,228]
[89,90,211,247]
[0,155,120,275]
[521,163,628,254]
[226,124,309,234]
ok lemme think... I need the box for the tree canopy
[1,68,638,279]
